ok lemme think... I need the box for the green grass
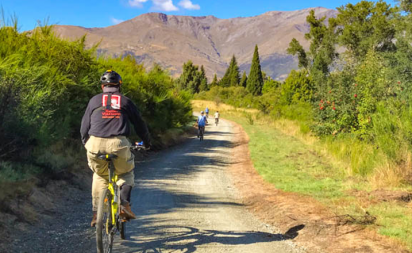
[225,113,347,202]
[369,203,412,249]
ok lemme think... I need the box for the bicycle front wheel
[96,188,114,253]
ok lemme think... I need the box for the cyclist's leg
[110,137,135,188]
[86,136,110,212]
[92,173,109,211]
[110,137,136,219]
[198,126,201,137]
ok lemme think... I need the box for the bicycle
[198,126,205,141]
[215,118,219,126]
[95,144,145,253]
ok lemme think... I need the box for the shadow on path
[117,224,305,253]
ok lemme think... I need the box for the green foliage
[243,112,254,125]
[281,69,313,105]
[336,1,397,60]
[219,55,240,87]
[210,74,218,88]
[240,71,248,87]
[219,64,231,87]
[198,65,208,91]
[177,60,208,94]
[0,23,192,181]
[229,55,240,86]
[246,45,264,95]
[287,38,308,69]
[262,77,280,94]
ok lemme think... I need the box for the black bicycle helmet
[100,70,122,86]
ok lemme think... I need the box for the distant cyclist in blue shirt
[205,107,209,118]
[197,111,208,138]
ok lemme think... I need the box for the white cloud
[111,17,125,25]
[126,0,179,12]
[178,0,200,10]
[152,0,179,11]
[128,0,148,8]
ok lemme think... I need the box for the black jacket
[80,90,150,145]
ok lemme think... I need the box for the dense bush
[0,24,192,181]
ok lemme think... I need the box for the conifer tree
[210,74,218,88]
[198,65,209,91]
[246,45,264,95]
[240,71,248,87]
[229,55,240,86]
[178,60,201,94]
[219,65,231,87]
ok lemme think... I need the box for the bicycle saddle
[97,153,118,160]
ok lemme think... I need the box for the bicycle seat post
[108,160,114,184]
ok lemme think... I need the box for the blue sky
[0,0,397,31]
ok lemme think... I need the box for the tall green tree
[229,55,240,86]
[219,65,231,87]
[210,74,218,88]
[287,38,309,69]
[240,71,248,87]
[246,45,264,95]
[198,65,209,91]
[219,55,240,87]
[335,1,397,60]
[178,60,201,94]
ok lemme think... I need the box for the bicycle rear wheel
[200,128,204,141]
[96,188,114,253]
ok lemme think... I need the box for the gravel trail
[8,118,303,253]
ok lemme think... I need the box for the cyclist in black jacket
[81,70,151,227]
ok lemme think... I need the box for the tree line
[177,45,267,96]
[190,0,412,177]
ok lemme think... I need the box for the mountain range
[53,7,337,80]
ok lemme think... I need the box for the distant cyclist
[214,111,220,126]
[205,107,209,118]
[197,111,208,138]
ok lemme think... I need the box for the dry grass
[191,100,259,114]
[370,150,412,188]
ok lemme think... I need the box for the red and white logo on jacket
[102,95,121,109]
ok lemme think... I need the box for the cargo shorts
[85,136,135,211]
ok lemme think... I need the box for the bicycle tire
[96,188,114,253]
[120,221,126,240]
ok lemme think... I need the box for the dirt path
[113,118,303,252]
[5,118,303,253]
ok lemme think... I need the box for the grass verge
[193,99,412,250]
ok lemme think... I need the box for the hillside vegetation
[0,22,192,189]
[191,0,412,187]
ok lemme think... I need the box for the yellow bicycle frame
[108,172,119,226]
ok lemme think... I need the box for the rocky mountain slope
[53,7,336,80]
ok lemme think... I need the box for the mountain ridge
[53,7,337,79]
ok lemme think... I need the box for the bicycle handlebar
[131,145,149,151]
